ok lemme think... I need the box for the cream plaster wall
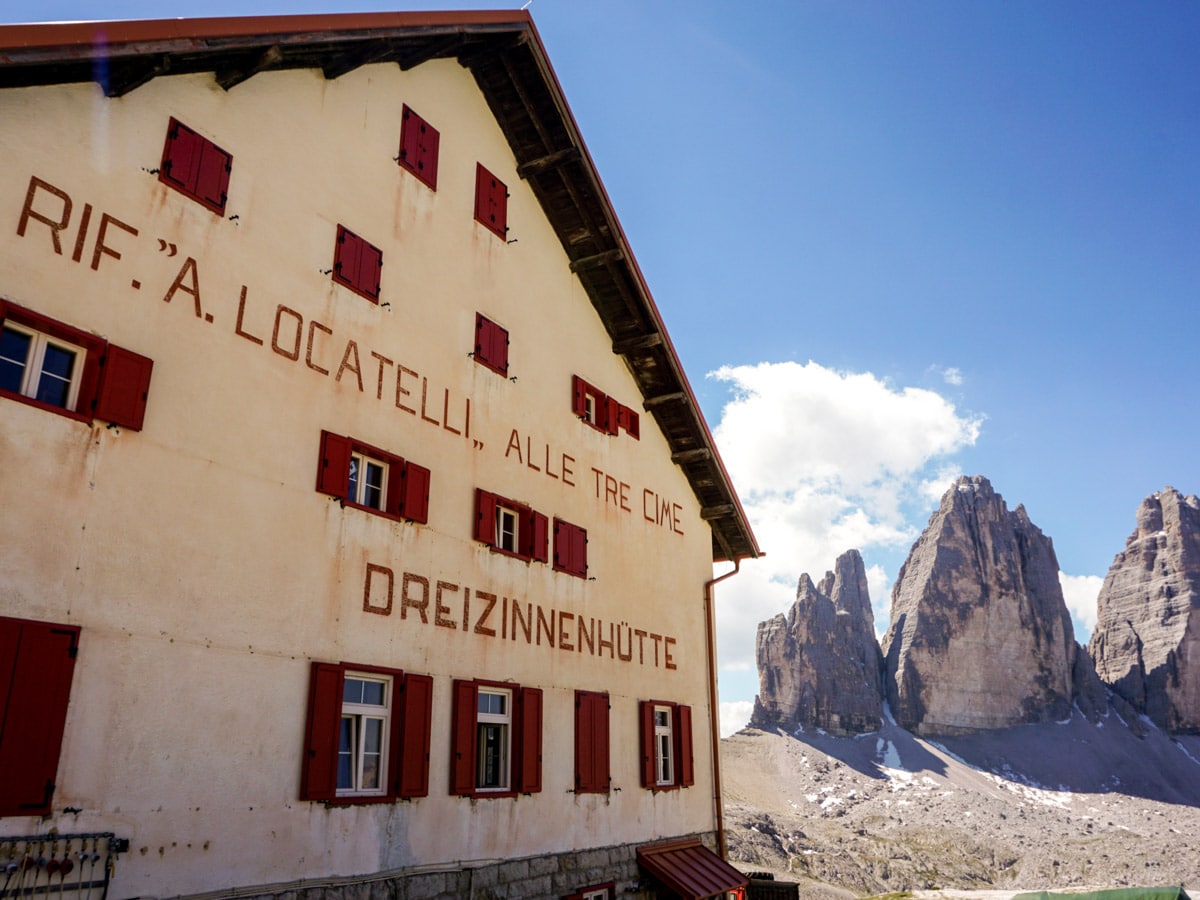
[0,58,723,897]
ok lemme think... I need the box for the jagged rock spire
[1089,487,1200,733]
[880,475,1076,735]
[752,549,883,735]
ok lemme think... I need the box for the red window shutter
[571,375,587,418]
[474,163,508,239]
[384,452,406,519]
[603,395,620,435]
[617,404,640,440]
[0,619,80,817]
[554,519,587,578]
[571,524,587,578]
[525,510,549,564]
[397,673,433,799]
[357,239,383,302]
[474,489,498,545]
[517,687,543,794]
[490,321,509,376]
[93,344,153,431]
[195,142,232,215]
[333,225,366,301]
[316,431,352,498]
[159,118,231,215]
[160,118,202,194]
[299,662,343,802]
[638,700,656,788]
[574,692,593,791]
[333,226,382,303]
[334,225,360,286]
[676,704,694,787]
[0,620,17,725]
[400,461,431,524]
[399,104,440,190]
[474,314,509,376]
[76,335,105,419]
[575,691,609,793]
[449,679,477,795]
[593,693,610,792]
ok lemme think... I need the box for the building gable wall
[0,50,722,897]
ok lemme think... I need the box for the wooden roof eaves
[470,28,761,562]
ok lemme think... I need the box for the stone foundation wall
[176,833,720,900]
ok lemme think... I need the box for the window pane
[344,677,365,704]
[477,722,507,788]
[496,508,517,552]
[0,328,30,394]
[361,680,385,706]
[657,733,673,783]
[478,691,505,715]
[363,461,385,509]
[347,457,360,503]
[361,718,383,790]
[338,716,355,789]
[40,342,76,380]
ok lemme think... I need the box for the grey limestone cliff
[752,549,883,735]
[881,475,1077,735]
[1089,487,1200,733]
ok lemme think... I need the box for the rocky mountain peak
[752,549,883,735]
[1089,486,1200,733]
[880,475,1076,735]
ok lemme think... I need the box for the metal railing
[0,832,128,899]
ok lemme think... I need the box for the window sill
[462,789,519,799]
[487,545,532,563]
[341,498,400,521]
[0,388,90,425]
[321,794,397,806]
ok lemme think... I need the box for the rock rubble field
[722,715,1200,898]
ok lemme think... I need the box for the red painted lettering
[90,212,139,272]
[419,377,439,425]
[162,256,202,317]
[335,340,363,390]
[306,321,332,375]
[395,365,417,414]
[271,305,302,360]
[363,563,393,616]
[234,287,264,345]
[17,176,71,254]
[371,351,393,400]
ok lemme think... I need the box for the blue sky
[10,0,1199,734]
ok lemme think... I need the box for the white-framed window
[581,887,614,900]
[0,321,83,412]
[337,673,391,797]
[473,490,548,564]
[494,504,519,553]
[476,687,512,791]
[654,705,674,786]
[348,450,388,510]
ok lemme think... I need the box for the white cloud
[707,360,983,706]
[709,361,981,498]
[720,700,755,738]
[943,367,963,386]
[1059,571,1103,642]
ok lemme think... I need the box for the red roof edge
[0,9,531,52]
